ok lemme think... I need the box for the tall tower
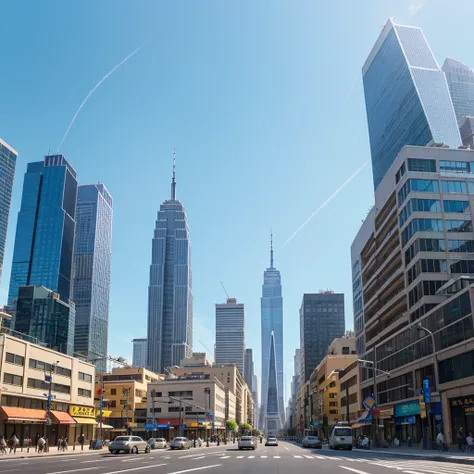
[363,19,461,190]
[146,151,193,373]
[8,155,78,305]
[215,298,245,376]
[0,139,17,284]
[73,184,113,372]
[260,232,284,429]
[265,331,281,434]
[443,57,474,121]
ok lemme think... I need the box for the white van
[329,425,353,450]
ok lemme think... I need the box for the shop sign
[450,396,474,408]
[420,401,427,419]
[395,401,420,418]
[363,396,376,411]
[69,406,95,418]
[378,407,394,419]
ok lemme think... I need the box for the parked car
[147,438,168,449]
[109,436,150,454]
[265,436,278,447]
[329,426,353,450]
[238,436,257,450]
[301,436,322,449]
[170,437,192,450]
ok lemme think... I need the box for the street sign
[423,379,431,404]
[45,417,52,426]
[420,401,427,419]
[363,396,376,411]
[45,375,52,383]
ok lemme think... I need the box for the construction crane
[220,281,229,299]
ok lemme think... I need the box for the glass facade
[146,180,193,373]
[8,155,78,306]
[73,184,113,373]
[14,286,75,356]
[0,139,17,283]
[363,20,461,190]
[265,332,281,432]
[443,58,474,122]
[260,243,284,429]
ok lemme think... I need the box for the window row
[449,259,474,274]
[443,200,470,213]
[78,372,93,383]
[399,199,441,226]
[402,219,473,247]
[398,179,439,207]
[27,378,71,394]
[440,160,472,174]
[408,158,436,173]
[405,239,474,265]
[408,280,444,308]
[407,259,447,285]
[78,388,92,398]
[5,352,25,366]
[3,373,23,386]
[29,359,72,378]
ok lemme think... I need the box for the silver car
[238,436,257,450]
[109,436,150,454]
[170,437,192,450]
[147,438,168,449]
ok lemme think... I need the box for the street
[1,440,474,474]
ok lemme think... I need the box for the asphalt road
[1,440,474,474]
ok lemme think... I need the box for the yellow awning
[74,417,96,425]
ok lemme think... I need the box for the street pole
[346,383,350,425]
[179,397,183,437]
[98,376,104,445]
[44,362,58,452]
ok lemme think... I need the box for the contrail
[57,45,144,151]
[282,160,370,247]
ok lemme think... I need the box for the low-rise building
[0,333,95,444]
[95,367,162,439]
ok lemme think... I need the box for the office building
[252,373,258,429]
[350,144,474,446]
[459,116,474,148]
[443,58,474,122]
[215,298,245,376]
[0,139,17,283]
[146,152,193,373]
[244,348,254,391]
[264,331,281,434]
[363,19,461,190]
[0,332,95,443]
[260,233,284,428]
[300,292,345,384]
[132,338,148,368]
[14,286,75,356]
[8,154,78,305]
[73,184,113,372]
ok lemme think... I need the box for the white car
[147,438,168,449]
[265,436,278,446]
[329,426,353,450]
[238,436,257,450]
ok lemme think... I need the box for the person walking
[34,433,40,452]
[457,428,467,452]
[23,435,30,453]
[0,436,7,455]
[37,436,46,453]
[57,437,63,452]
[78,433,85,451]
[9,433,19,454]
[61,438,68,451]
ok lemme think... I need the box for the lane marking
[248,455,255,459]
[402,472,432,474]
[164,456,171,459]
[192,456,205,460]
[273,456,281,459]
[284,446,289,451]
[82,459,114,464]
[236,456,244,459]
[100,463,168,474]
[159,466,222,474]
[46,468,99,474]
[219,456,230,459]
[315,456,326,459]
[260,455,268,458]
[293,455,303,458]
[303,455,313,459]
[339,467,371,474]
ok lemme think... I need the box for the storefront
[394,400,422,444]
[0,406,46,440]
[449,395,474,438]
[50,410,76,444]
[378,406,394,442]
[69,405,96,443]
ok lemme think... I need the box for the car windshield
[114,437,130,441]
[174,438,186,441]
[335,429,352,437]
[241,437,253,440]
[268,437,276,440]
[157,438,166,442]
[308,437,318,440]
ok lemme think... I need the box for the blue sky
[1,0,473,402]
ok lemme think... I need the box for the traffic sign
[423,379,431,404]
[363,396,376,411]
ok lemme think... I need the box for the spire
[270,230,274,269]
[171,148,176,200]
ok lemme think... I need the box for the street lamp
[44,360,60,451]
[416,323,439,391]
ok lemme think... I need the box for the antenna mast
[220,281,229,299]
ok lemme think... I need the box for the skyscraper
[299,292,345,383]
[215,298,245,376]
[132,338,148,368]
[0,139,17,284]
[244,348,254,391]
[146,152,193,373]
[264,332,281,434]
[260,233,284,428]
[73,184,113,372]
[8,155,77,306]
[443,58,474,122]
[363,19,461,190]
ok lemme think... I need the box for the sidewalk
[0,445,103,460]
[367,446,474,465]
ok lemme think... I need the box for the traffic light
[96,388,103,396]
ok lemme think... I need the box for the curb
[0,450,102,461]
[360,448,474,466]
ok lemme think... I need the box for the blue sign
[423,379,431,404]
[395,401,420,418]
[45,375,52,383]
[395,416,416,425]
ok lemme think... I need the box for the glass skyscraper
[264,332,281,434]
[73,184,113,372]
[363,19,461,190]
[146,154,193,373]
[260,235,284,428]
[0,139,18,283]
[443,58,474,122]
[8,155,78,305]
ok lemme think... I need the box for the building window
[5,352,25,366]
[342,347,350,355]
[169,407,184,412]
[408,158,436,173]
[78,372,92,383]
[168,391,193,397]
[443,200,469,213]
[27,378,70,394]
[78,388,92,398]
[329,410,338,415]
[445,220,472,232]
[441,180,468,193]
[29,359,72,378]
[111,389,116,395]
[3,373,23,386]
[440,161,469,174]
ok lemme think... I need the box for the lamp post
[44,361,60,452]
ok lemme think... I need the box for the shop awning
[357,411,372,424]
[73,417,97,425]
[0,407,46,423]
[96,423,114,429]
[51,411,76,424]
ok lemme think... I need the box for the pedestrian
[23,435,30,453]
[436,431,446,451]
[62,438,68,451]
[37,436,46,453]
[457,428,466,452]
[467,432,474,452]
[9,433,19,454]
[0,436,6,455]
[78,433,85,451]
[407,435,412,448]
[34,432,40,452]
[58,437,63,452]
